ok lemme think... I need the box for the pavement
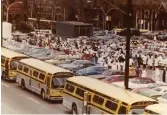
[1,80,71,114]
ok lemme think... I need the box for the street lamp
[94,6,115,31]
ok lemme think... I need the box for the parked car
[157,93,167,103]
[151,86,167,95]
[76,66,107,76]
[45,55,80,65]
[101,70,124,79]
[103,75,125,83]
[111,77,156,89]
[147,83,167,89]
[133,88,162,101]
[59,60,95,72]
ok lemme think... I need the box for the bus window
[23,66,29,73]
[76,88,85,97]
[52,77,68,88]
[10,60,18,70]
[93,95,104,105]
[105,100,118,111]
[39,73,45,80]
[1,57,5,64]
[18,64,23,71]
[65,83,75,93]
[118,105,127,114]
[33,70,39,78]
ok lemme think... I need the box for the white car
[151,86,167,95]
[111,77,156,89]
[157,93,167,104]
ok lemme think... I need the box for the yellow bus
[63,76,158,114]
[16,58,74,101]
[1,47,29,80]
[144,104,167,115]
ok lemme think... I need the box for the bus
[1,47,29,80]
[144,104,167,114]
[16,58,74,101]
[63,76,158,114]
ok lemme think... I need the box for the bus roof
[67,76,156,105]
[145,104,167,114]
[20,58,72,74]
[2,47,28,58]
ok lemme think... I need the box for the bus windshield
[52,77,68,88]
[10,60,18,70]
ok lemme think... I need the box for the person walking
[153,67,161,81]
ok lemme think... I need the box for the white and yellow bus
[144,104,167,115]
[16,58,74,101]
[1,47,29,80]
[63,76,158,114]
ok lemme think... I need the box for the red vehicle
[103,75,125,83]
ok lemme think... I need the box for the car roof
[154,86,167,90]
[145,104,167,114]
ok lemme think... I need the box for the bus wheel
[2,71,6,81]
[41,90,46,100]
[72,104,78,115]
[21,79,25,90]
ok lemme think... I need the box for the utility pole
[125,0,132,89]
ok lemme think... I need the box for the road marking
[27,96,40,104]
[1,83,9,87]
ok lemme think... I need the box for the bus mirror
[84,92,88,106]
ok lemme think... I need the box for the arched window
[144,9,150,19]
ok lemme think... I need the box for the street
[1,80,70,114]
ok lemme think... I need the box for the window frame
[23,66,29,74]
[105,100,118,112]
[92,94,104,105]
[65,83,75,93]
[118,105,127,114]
[75,88,85,98]
[39,73,46,81]
[33,70,39,78]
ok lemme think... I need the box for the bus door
[46,74,51,98]
[83,92,91,115]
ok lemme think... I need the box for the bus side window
[105,100,118,111]
[118,105,127,114]
[65,83,75,93]
[23,66,29,74]
[93,95,104,105]
[1,57,5,64]
[39,73,45,81]
[76,88,85,97]
[18,64,23,71]
[33,70,39,78]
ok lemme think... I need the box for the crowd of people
[12,32,167,82]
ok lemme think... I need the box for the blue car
[58,60,95,72]
[76,66,107,76]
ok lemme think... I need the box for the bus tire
[2,71,7,81]
[72,103,78,115]
[41,89,46,100]
[21,79,25,90]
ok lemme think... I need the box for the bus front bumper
[49,96,63,101]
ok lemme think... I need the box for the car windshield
[152,87,162,92]
[102,71,113,76]
[130,109,145,114]
[52,77,68,88]
[72,61,80,65]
